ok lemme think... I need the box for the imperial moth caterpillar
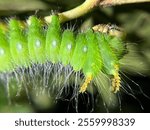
[0,15,126,108]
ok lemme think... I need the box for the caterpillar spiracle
[0,15,126,107]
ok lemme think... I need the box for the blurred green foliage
[0,0,150,112]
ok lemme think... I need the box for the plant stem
[44,0,150,23]
[100,0,150,6]
[44,0,100,23]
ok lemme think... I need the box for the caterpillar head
[93,24,127,59]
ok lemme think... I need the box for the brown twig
[100,0,150,6]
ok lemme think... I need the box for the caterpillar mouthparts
[0,15,126,95]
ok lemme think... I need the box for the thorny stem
[44,0,150,23]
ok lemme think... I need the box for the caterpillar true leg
[111,64,121,93]
[79,74,92,93]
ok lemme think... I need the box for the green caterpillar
[0,15,126,96]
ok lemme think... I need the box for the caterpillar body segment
[94,32,121,93]
[107,36,126,59]
[9,19,29,68]
[79,29,103,93]
[93,24,126,59]
[46,15,61,63]
[96,32,123,93]
[59,30,75,66]
[95,32,118,76]
[0,15,126,95]
[93,24,126,93]
[70,33,87,71]
[83,29,102,77]
[28,16,46,64]
[0,28,12,72]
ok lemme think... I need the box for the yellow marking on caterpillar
[79,74,92,93]
[111,64,121,93]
